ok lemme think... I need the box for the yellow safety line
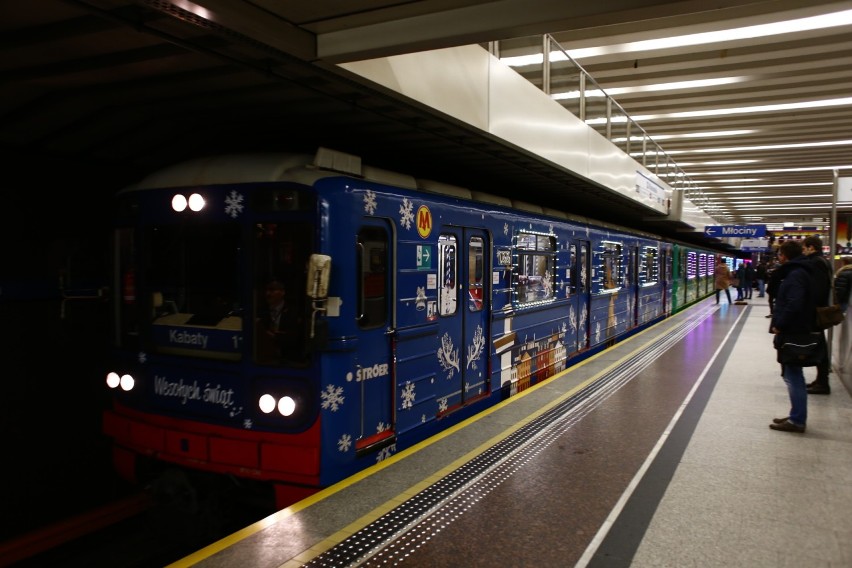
[169,310,689,567]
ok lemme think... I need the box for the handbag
[815,304,844,330]
[774,332,824,366]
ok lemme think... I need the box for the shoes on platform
[765,314,772,318]
[807,384,831,395]
[769,419,805,433]
[772,417,789,424]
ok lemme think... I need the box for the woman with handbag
[768,240,820,433]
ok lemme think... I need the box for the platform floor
[172,295,852,568]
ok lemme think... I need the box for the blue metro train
[103,148,719,508]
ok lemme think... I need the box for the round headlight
[278,396,296,417]
[119,374,135,391]
[172,194,187,212]
[259,394,276,414]
[106,372,120,389]
[188,193,205,211]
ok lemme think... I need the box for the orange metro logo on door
[417,205,432,238]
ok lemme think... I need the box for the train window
[357,227,388,329]
[254,222,311,365]
[687,251,698,279]
[514,232,556,306]
[438,234,458,316]
[147,223,243,359]
[468,236,484,311]
[598,241,623,292]
[642,246,659,285]
[252,185,314,212]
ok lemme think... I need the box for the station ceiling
[4,0,851,245]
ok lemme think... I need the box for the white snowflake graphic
[466,325,485,370]
[401,381,416,409]
[437,332,460,379]
[338,433,352,453]
[504,222,509,236]
[224,190,245,218]
[321,384,345,412]
[438,396,448,412]
[376,422,389,433]
[363,190,377,214]
[243,418,253,429]
[399,198,414,229]
[376,444,396,462]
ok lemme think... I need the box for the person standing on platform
[743,261,755,299]
[714,257,732,304]
[769,240,818,433]
[734,263,746,301]
[755,261,768,297]
[802,236,833,395]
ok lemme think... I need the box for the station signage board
[703,225,767,238]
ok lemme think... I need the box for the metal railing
[494,35,725,221]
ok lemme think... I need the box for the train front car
[102,155,332,509]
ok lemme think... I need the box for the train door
[661,247,671,315]
[574,240,591,350]
[354,221,395,453]
[629,246,639,327]
[435,227,490,412]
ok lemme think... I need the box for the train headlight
[278,396,296,417]
[171,194,188,212]
[120,374,135,391]
[188,193,205,211]
[106,372,121,388]
[106,371,136,392]
[257,393,299,417]
[259,394,277,414]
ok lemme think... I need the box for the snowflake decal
[363,190,377,214]
[224,190,245,218]
[401,381,416,409]
[338,433,352,453]
[243,418,253,429]
[594,320,602,343]
[321,384,345,411]
[438,396,448,412]
[437,332,460,379]
[504,222,509,236]
[399,198,415,229]
[376,422,389,433]
[466,325,486,370]
[569,306,577,332]
[376,444,396,462]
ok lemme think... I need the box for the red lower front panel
[103,402,322,486]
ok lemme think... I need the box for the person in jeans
[802,236,833,395]
[756,261,768,297]
[769,240,818,433]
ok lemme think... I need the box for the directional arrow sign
[704,225,767,238]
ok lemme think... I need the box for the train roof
[123,147,711,249]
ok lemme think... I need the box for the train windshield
[146,222,243,360]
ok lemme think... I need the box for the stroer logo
[417,205,432,239]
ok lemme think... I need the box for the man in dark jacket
[802,236,833,395]
[769,240,818,433]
